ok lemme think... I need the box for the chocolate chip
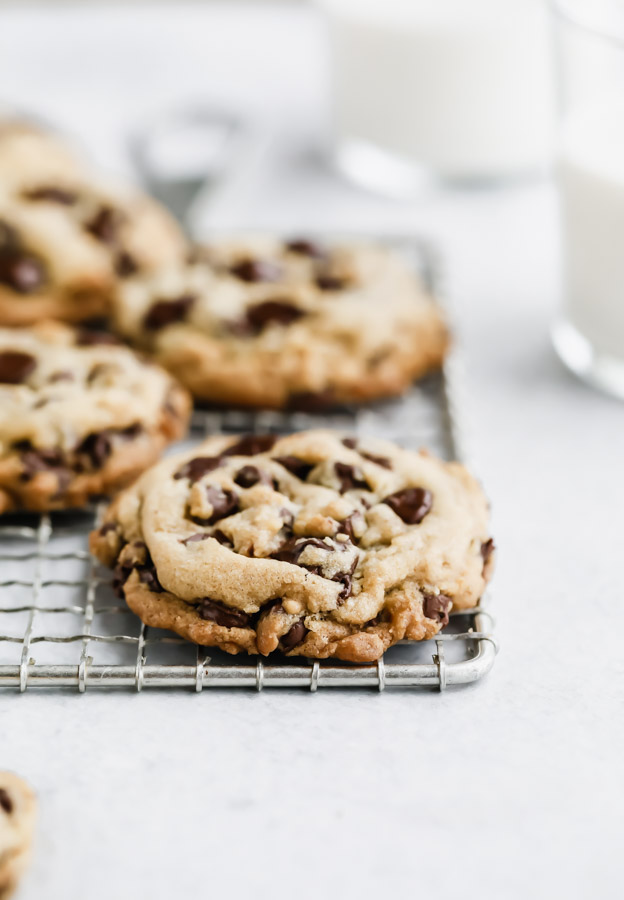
[246,299,305,333]
[138,566,163,593]
[114,251,139,277]
[334,572,353,601]
[85,205,123,244]
[198,598,250,628]
[481,538,495,565]
[0,249,45,293]
[234,465,264,488]
[174,456,223,483]
[334,462,369,493]
[143,294,195,331]
[383,487,432,524]
[316,273,346,291]
[271,536,329,566]
[230,258,282,283]
[223,434,277,456]
[286,390,336,412]
[198,486,239,525]
[279,507,295,529]
[0,350,36,384]
[361,452,391,469]
[281,619,308,651]
[76,330,120,346]
[337,513,361,543]
[342,437,358,450]
[213,530,234,547]
[422,592,452,627]
[75,431,112,468]
[181,532,211,545]
[16,443,65,480]
[0,788,13,815]
[272,455,314,480]
[285,239,326,259]
[23,186,78,204]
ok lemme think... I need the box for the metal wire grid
[0,239,497,692]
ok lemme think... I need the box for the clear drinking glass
[551,0,624,397]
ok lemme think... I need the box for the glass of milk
[318,0,556,192]
[551,0,624,398]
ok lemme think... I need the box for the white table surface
[1,3,623,899]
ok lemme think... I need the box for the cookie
[0,772,36,899]
[0,321,191,513]
[90,430,494,662]
[0,120,187,326]
[111,236,448,408]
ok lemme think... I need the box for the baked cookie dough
[111,236,449,409]
[0,321,190,513]
[91,430,494,662]
[0,120,187,326]
[0,772,36,899]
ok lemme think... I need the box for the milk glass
[319,0,555,191]
[551,0,624,397]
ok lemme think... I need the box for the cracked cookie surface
[91,430,494,662]
[0,772,36,900]
[0,121,187,326]
[0,321,190,513]
[112,236,448,409]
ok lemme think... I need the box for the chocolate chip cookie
[0,321,191,513]
[91,430,494,662]
[112,236,448,409]
[0,772,36,899]
[0,120,187,326]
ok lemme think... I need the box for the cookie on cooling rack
[0,321,191,513]
[90,430,494,662]
[0,772,36,899]
[0,120,187,326]
[110,235,448,409]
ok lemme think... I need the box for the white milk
[321,0,555,179]
[558,110,624,361]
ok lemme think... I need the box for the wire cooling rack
[0,238,497,692]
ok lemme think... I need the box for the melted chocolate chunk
[223,434,277,456]
[23,186,78,204]
[337,513,361,543]
[76,330,120,346]
[316,273,347,291]
[271,536,329,565]
[138,566,163,592]
[143,294,195,331]
[174,455,222,483]
[76,431,113,468]
[113,545,162,597]
[193,486,239,526]
[0,350,36,384]
[481,538,495,566]
[272,455,314,480]
[342,437,358,450]
[230,258,282,283]
[0,788,13,815]
[234,465,264,488]
[16,443,65,480]
[246,299,305,333]
[281,619,308,651]
[181,532,211,545]
[286,390,336,412]
[361,451,391,469]
[334,462,369,493]
[383,487,433,524]
[0,248,45,293]
[114,251,139,277]
[334,572,353,601]
[85,205,123,244]
[285,239,326,259]
[213,529,234,548]
[198,598,250,628]
[422,592,452,627]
